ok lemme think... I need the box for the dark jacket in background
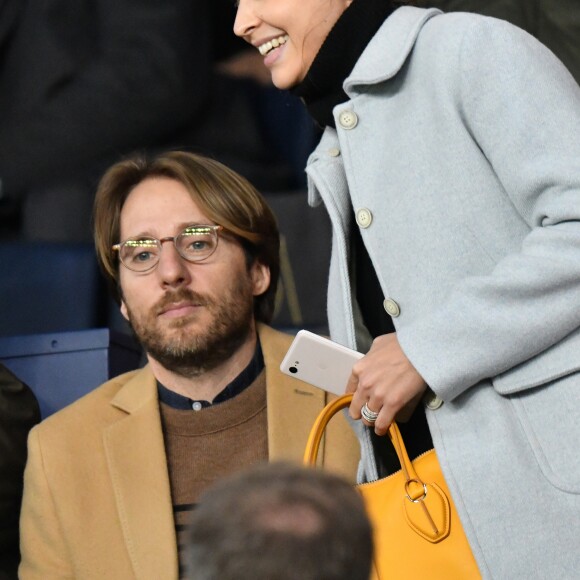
[0,363,40,580]
[0,0,23,52]
[0,0,206,199]
[0,0,295,241]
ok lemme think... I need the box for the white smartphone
[280,330,364,395]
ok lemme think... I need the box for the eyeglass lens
[119,226,219,271]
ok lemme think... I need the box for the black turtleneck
[294,0,398,339]
[291,0,396,128]
[293,0,433,474]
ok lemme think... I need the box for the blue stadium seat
[0,241,104,337]
[0,328,142,419]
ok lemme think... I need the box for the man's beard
[124,277,255,378]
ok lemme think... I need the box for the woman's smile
[234,0,352,89]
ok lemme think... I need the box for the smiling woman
[232,0,580,577]
[234,0,354,89]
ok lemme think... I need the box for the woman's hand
[346,333,428,435]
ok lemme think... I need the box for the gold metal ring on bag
[405,479,428,503]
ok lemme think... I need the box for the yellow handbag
[304,394,481,580]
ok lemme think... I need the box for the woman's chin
[270,69,302,91]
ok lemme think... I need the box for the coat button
[356,208,373,228]
[424,390,443,410]
[338,110,358,130]
[328,147,341,157]
[383,298,400,317]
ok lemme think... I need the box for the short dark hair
[186,463,373,580]
[93,150,280,323]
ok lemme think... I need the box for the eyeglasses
[113,224,223,272]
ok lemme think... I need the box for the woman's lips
[256,34,289,67]
[263,42,286,67]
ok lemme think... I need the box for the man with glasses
[18,151,359,579]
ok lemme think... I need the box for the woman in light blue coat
[234,0,580,577]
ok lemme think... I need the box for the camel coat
[19,324,359,579]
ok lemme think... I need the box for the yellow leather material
[304,394,481,580]
[403,479,451,542]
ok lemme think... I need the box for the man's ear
[251,262,270,296]
[120,300,130,322]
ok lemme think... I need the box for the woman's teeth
[258,35,289,56]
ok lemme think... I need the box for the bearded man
[18,151,359,580]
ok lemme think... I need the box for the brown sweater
[159,371,268,576]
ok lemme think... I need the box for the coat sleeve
[397,17,580,400]
[19,428,74,579]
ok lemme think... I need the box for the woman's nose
[233,0,259,38]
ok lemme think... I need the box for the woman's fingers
[347,333,428,435]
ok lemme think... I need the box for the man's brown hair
[93,150,280,323]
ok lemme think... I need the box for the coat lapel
[306,130,360,349]
[259,325,330,463]
[104,369,178,580]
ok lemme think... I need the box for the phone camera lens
[289,366,298,374]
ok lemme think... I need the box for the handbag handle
[305,394,457,543]
[303,394,424,496]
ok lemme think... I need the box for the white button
[424,391,443,410]
[192,401,203,411]
[356,208,373,228]
[338,110,358,130]
[383,298,400,317]
[328,147,341,157]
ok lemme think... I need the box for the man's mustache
[154,288,212,316]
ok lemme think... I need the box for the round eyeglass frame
[112,224,223,272]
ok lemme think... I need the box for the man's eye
[189,240,209,251]
[134,251,154,262]
[124,240,158,262]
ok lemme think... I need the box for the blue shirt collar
[157,338,264,411]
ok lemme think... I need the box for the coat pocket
[509,371,580,493]
[492,327,580,395]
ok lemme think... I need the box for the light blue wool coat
[306,7,580,579]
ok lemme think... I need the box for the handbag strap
[305,394,458,543]
[303,394,422,488]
